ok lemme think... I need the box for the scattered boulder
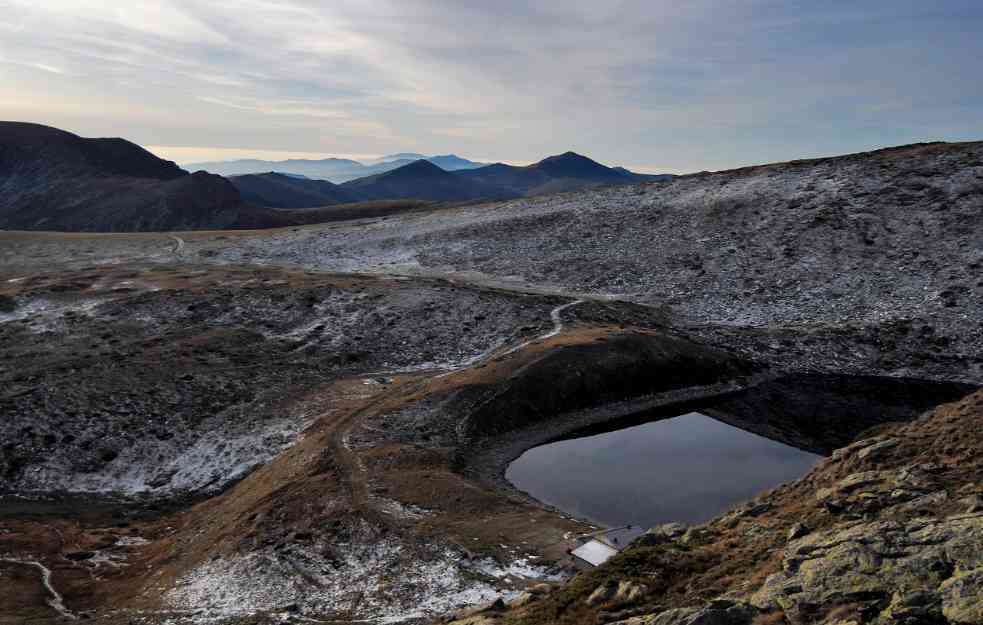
[587,582,618,606]
[635,522,688,546]
[857,438,899,462]
[787,523,811,541]
[939,568,983,624]
[586,580,648,607]
[610,599,757,625]
[452,597,506,621]
[508,591,536,608]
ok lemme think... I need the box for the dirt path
[502,299,584,356]
[333,299,587,523]
[168,234,185,254]
[331,378,429,521]
[0,558,77,620]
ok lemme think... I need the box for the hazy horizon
[3,1,982,174]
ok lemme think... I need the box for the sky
[1,1,981,173]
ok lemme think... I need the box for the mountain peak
[385,159,448,177]
[533,151,620,179]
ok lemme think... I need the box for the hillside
[0,122,248,231]
[208,141,983,382]
[340,159,518,202]
[229,172,357,208]
[456,152,665,196]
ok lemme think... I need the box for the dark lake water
[505,412,821,528]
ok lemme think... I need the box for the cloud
[1,0,981,171]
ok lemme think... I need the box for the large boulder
[751,513,983,621]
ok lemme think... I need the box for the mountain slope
[340,159,517,202]
[229,172,357,208]
[0,122,248,231]
[213,140,983,381]
[456,151,669,196]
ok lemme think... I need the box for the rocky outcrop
[464,390,983,625]
[610,600,758,625]
[752,513,983,622]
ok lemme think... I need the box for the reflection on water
[506,412,821,528]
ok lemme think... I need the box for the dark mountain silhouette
[535,151,626,179]
[455,151,669,196]
[612,166,675,183]
[230,172,357,208]
[340,159,517,202]
[0,122,251,231]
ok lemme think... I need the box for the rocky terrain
[452,390,983,625]
[0,139,981,624]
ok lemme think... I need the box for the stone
[527,583,553,595]
[453,598,506,620]
[636,522,688,546]
[939,567,983,624]
[609,600,757,625]
[507,591,535,608]
[787,523,811,541]
[0,294,16,313]
[587,583,618,606]
[960,494,983,514]
[856,438,899,461]
[879,590,943,623]
[614,580,648,604]
[587,581,648,607]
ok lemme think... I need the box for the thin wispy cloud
[1,0,981,172]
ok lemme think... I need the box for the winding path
[502,299,584,356]
[168,234,186,255]
[339,299,585,521]
[0,558,77,620]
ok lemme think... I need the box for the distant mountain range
[0,123,430,231]
[0,122,674,231]
[226,152,672,208]
[187,153,487,183]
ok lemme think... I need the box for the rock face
[752,514,983,622]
